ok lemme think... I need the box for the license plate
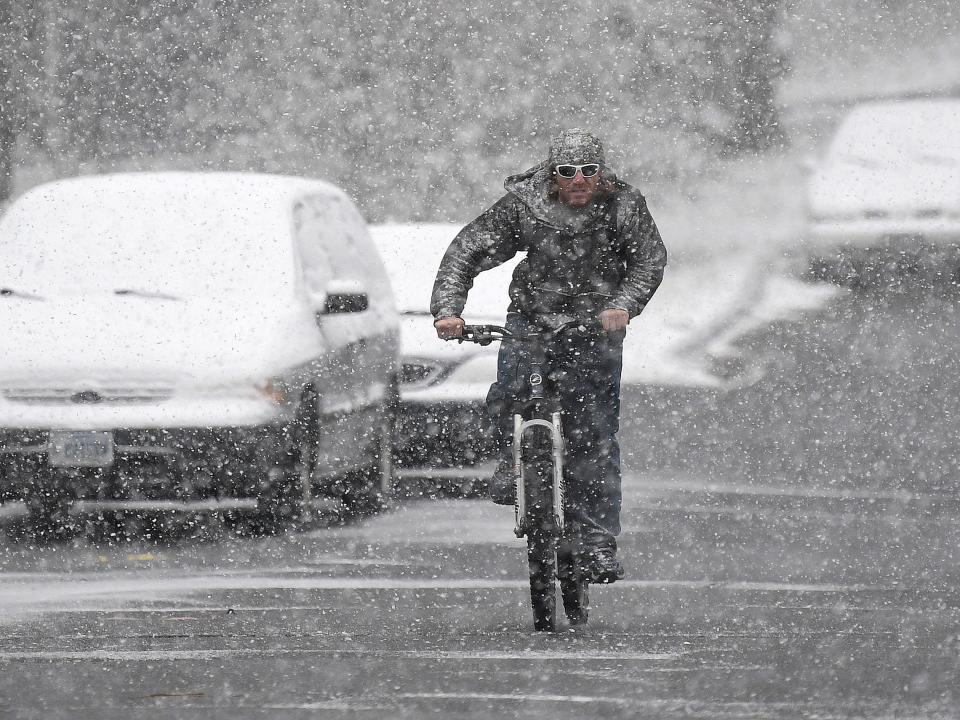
[48,431,115,467]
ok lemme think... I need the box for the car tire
[341,376,399,517]
[256,388,321,533]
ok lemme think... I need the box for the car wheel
[342,376,399,517]
[256,388,320,533]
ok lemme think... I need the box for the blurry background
[2,0,957,240]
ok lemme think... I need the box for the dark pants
[486,313,624,546]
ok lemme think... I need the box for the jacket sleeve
[608,193,667,318]
[430,195,522,319]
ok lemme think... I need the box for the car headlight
[808,211,859,223]
[255,378,289,405]
[399,353,498,389]
[400,358,448,387]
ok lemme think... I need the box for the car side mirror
[318,279,369,315]
[324,291,369,314]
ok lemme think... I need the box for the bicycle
[450,320,594,632]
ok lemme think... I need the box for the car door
[293,192,396,473]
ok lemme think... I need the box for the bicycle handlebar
[447,319,601,346]
[457,324,510,345]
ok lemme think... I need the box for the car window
[0,183,296,298]
[297,194,393,309]
[292,199,335,294]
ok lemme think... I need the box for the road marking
[261,703,390,711]
[629,476,935,502]
[0,575,882,602]
[398,692,629,705]
[0,575,886,626]
[0,649,282,661]
[391,650,682,661]
[0,648,678,663]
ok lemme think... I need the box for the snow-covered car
[804,99,960,277]
[369,223,516,465]
[0,172,399,534]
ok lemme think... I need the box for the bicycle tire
[558,529,589,626]
[524,456,557,632]
[527,528,557,631]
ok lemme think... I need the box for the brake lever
[445,332,484,344]
[459,331,493,346]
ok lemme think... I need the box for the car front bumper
[396,400,496,466]
[0,424,289,504]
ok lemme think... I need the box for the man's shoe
[488,462,516,506]
[582,543,624,584]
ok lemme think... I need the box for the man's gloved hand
[434,316,465,339]
[599,308,629,333]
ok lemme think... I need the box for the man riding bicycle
[432,129,667,583]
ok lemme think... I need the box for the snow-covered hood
[400,313,504,362]
[808,160,960,215]
[0,295,322,388]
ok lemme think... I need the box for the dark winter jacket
[430,162,667,327]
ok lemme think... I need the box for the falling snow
[0,0,959,717]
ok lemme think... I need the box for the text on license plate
[48,431,115,467]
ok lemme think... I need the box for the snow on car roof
[831,99,960,161]
[369,222,517,320]
[0,172,347,298]
[8,170,345,217]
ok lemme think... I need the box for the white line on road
[397,692,630,705]
[260,703,390,711]
[0,575,882,604]
[391,650,682,661]
[630,476,933,503]
[0,648,680,663]
[0,575,885,626]
[0,649,271,662]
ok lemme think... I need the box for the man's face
[555,164,601,208]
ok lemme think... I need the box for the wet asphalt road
[2,280,960,719]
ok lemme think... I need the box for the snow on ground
[619,254,839,388]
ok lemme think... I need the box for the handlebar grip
[452,324,510,345]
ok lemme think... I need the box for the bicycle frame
[455,321,589,537]
[512,411,564,538]
[451,320,594,631]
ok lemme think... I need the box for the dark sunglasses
[555,163,600,179]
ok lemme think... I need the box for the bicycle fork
[512,411,564,538]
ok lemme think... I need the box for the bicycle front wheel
[558,534,589,626]
[527,526,557,631]
[524,458,558,632]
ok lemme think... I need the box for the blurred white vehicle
[369,223,515,465]
[0,172,399,534]
[804,99,960,278]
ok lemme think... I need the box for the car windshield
[832,103,960,166]
[0,180,296,298]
